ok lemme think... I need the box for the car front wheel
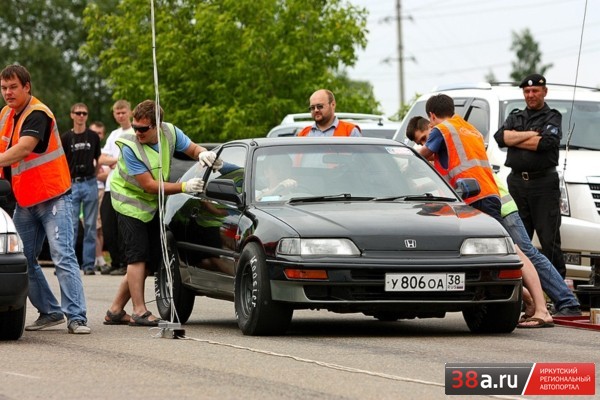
[235,242,293,336]
[155,232,195,324]
[463,294,521,334]
[0,306,26,341]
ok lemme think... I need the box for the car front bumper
[268,261,522,314]
[0,253,28,312]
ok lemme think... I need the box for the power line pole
[396,0,405,107]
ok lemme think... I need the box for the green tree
[83,0,376,142]
[485,70,498,84]
[0,0,116,132]
[509,28,553,83]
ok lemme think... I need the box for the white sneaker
[68,320,91,334]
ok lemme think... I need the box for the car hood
[560,150,600,184]
[256,202,506,251]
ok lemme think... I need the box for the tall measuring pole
[396,0,405,107]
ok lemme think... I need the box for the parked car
[394,82,600,284]
[267,113,400,139]
[155,137,523,336]
[0,179,28,341]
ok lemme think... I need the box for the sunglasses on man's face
[132,124,153,133]
[308,103,326,112]
[72,111,88,116]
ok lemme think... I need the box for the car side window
[206,145,247,193]
[464,99,490,141]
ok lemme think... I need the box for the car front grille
[591,183,600,216]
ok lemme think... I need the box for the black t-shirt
[61,128,101,178]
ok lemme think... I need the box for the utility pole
[396,0,405,107]
[383,1,413,112]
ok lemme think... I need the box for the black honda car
[156,137,522,335]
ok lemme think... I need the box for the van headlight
[0,233,23,254]
[558,171,570,216]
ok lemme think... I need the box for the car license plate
[385,273,465,291]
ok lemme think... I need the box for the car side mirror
[205,179,243,206]
[454,178,481,200]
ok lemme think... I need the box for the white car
[394,82,600,284]
[267,112,400,139]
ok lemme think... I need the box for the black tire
[235,242,293,336]
[463,291,522,334]
[0,306,26,341]
[155,233,195,324]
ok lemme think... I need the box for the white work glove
[278,179,297,190]
[182,178,204,193]
[198,151,223,171]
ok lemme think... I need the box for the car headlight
[277,238,360,256]
[558,171,570,216]
[0,233,23,254]
[460,237,515,255]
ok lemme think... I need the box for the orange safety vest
[433,115,499,205]
[297,120,360,136]
[0,96,71,207]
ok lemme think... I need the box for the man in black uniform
[494,73,566,279]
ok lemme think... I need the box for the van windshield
[502,100,600,151]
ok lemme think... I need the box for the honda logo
[404,239,417,249]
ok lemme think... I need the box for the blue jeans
[71,179,98,272]
[13,194,87,323]
[502,211,579,311]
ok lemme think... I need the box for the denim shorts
[117,212,161,272]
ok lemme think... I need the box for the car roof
[279,112,390,125]
[267,112,400,138]
[426,82,600,102]
[226,136,408,148]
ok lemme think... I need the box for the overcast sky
[347,0,600,116]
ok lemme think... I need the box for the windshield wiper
[288,193,375,203]
[372,193,457,202]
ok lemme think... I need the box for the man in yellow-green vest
[104,99,222,326]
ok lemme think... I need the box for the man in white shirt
[98,100,133,275]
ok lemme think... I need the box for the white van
[394,82,600,283]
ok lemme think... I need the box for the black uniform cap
[519,73,546,88]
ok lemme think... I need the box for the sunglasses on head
[72,111,88,116]
[132,124,153,133]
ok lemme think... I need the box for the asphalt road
[1,268,598,400]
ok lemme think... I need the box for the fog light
[498,269,522,279]
[284,269,328,280]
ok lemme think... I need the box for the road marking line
[1,371,41,379]
[178,336,521,400]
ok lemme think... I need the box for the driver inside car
[256,154,297,201]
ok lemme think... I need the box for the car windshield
[252,143,457,202]
[502,99,600,151]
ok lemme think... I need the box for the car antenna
[563,0,589,175]
[149,0,185,339]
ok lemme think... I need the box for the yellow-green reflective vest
[110,122,176,222]
[493,175,518,218]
